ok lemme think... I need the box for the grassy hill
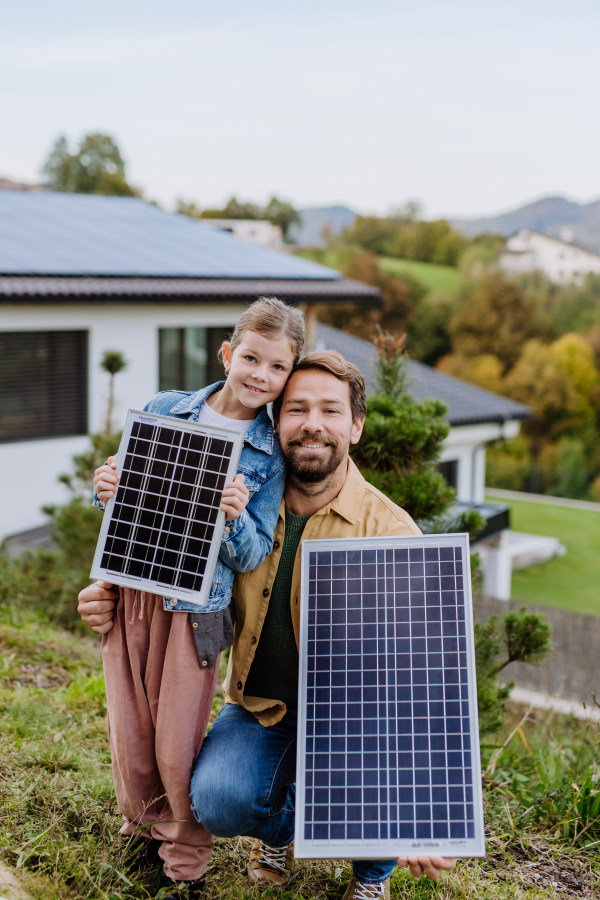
[295,249,459,295]
[379,257,459,294]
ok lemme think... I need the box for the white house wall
[2,435,90,538]
[1,302,247,540]
[440,420,520,503]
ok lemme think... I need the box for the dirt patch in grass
[0,861,32,900]
[7,664,71,691]
[481,837,597,896]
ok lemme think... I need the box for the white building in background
[197,219,283,249]
[501,228,600,284]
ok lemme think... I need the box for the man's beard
[283,431,348,483]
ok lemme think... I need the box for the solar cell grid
[296,535,485,860]
[90,409,243,606]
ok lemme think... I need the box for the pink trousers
[102,588,217,881]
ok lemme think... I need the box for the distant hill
[453,195,600,254]
[289,205,356,247]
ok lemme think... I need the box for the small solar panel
[296,534,485,860]
[90,409,243,607]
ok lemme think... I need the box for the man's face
[275,369,364,482]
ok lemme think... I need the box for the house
[0,192,378,541]
[197,219,283,249]
[501,229,600,283]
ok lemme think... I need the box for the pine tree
[350,327,482,533]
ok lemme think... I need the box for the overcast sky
[2,0,600,218]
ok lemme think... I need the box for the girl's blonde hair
[221,297,306,365]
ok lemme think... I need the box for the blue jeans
[190,703,396,886]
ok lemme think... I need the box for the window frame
[0,329,88,444]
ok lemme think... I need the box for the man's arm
[78,581,118,634]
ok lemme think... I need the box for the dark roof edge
[447,410,532,426]
[0,275,380,302]
[0,273,341,281]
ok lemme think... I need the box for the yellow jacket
[223,458,421,726]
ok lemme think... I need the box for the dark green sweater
[244,510,309,709]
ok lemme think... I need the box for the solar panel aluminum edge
[90,409,244,607]
[295,534,485,861]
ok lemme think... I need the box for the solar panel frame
[90,409,244,607]
[295,533,485,860]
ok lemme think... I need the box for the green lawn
[485,493,600,617]
[295,249,460,295]
[379,257,459,294]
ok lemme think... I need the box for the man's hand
[220,474,250,522]
[397,856,456,880]
[78,581,118,634]
[94,456,119,502]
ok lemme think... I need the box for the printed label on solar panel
[296,534,485,860]
[90,409,244,607]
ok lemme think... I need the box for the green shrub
[475,607,552,736]
[351,329,483,536]
[0,432,120,630]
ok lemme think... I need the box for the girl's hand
[94,456,119,502]
[397,856,456,880]
[220,474,249,521]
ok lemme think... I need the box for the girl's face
[221,330,296,411]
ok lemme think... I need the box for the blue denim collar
[168,381,275,455]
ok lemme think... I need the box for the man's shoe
[341,876,390,900]
[157,872,205,899]
[247,839,294,886]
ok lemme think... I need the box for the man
[79,351,456,899]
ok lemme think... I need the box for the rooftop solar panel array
[0,193,340,279]
[90,410,243,606]
[296,534,485,860]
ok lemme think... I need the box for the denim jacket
[94,382,285,614]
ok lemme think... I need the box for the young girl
[92,297,305,896]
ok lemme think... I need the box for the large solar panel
[296,534,485,860]
[90,409,243,607]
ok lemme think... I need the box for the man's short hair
[273,350,367,422]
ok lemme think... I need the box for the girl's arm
[92,394,162,510]
[218,462,286,573]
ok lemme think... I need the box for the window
[0,330,88,444]
[158,327,231,393]
[438,459,458,489]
